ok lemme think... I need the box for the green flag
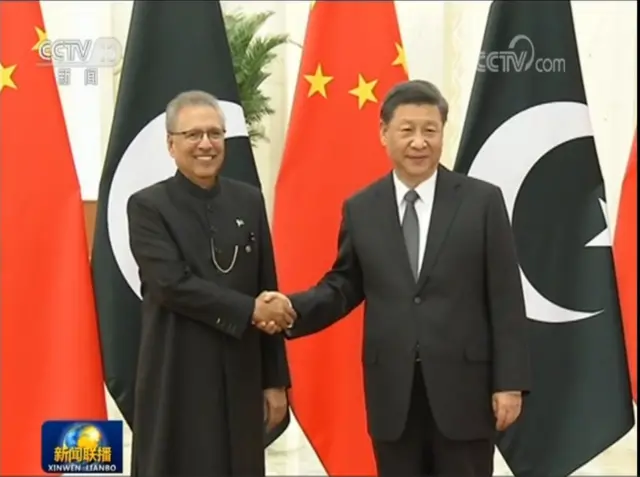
[453,1,634,475]
[91,0,289,447]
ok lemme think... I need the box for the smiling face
[167,104,226,189]
[380,103,444,187]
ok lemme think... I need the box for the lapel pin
[236,218,244,227]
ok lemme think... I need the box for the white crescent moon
[467,101,604,323]
[106,101,249,299]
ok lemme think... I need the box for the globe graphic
[62,424,106,455]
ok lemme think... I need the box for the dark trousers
[372,364,495,476]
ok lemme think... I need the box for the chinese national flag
[614,130,637,402]
[272,2,408,474]
[0,2,107,474]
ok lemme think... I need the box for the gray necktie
[402,189,420,281]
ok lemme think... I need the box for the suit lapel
[375,174,416,286]
[416,166,463,292]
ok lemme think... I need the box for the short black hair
[380,80,449,124]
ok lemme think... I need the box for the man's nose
[410,135,428,149]
[198,134,213,148]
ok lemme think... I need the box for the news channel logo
[37,37,122,68]
[41,420,123,474]
[477,34,566,74]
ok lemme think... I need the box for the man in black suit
[263,80,532,476]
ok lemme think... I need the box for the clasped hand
[252,291,296,334]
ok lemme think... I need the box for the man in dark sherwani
[127,90,295,476]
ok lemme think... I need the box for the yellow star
[349,74,378,109]
[304,64,333,98]
[32,26,48,52]
[310,0,316,9]
[0,63,17,92]
[392,43,408,75]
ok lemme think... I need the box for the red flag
[272,2,408,474]
[613,130,637,403]
[0,2,107,474]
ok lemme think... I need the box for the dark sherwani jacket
[127,171,290,477]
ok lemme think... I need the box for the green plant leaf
[224,10,289,147]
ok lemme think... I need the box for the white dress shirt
[393,170,438,274]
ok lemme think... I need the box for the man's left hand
[263,387,288,432]
[492,391,522,431]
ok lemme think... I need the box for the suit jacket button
[216,318,222,325]
[414,296,421,304]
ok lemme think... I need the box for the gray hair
[165,90,226,132]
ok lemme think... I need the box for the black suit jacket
[288,166,532,442]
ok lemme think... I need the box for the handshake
[252,291,297,335]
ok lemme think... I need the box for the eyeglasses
[169,128,225,143]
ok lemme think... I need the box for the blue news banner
[41,420,123,474]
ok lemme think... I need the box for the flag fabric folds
[614,130,637,403]
[0,2,107,474]
[453,1,635,475]
[272,1,409,474]
[91,0,287,445]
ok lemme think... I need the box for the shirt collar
[174,169,221,200]
[393,168,438,208]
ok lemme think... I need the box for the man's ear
[379,120,388,147]
[166,133,175,156]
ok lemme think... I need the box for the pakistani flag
[453,1,635,475]
[91,0,289,447]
